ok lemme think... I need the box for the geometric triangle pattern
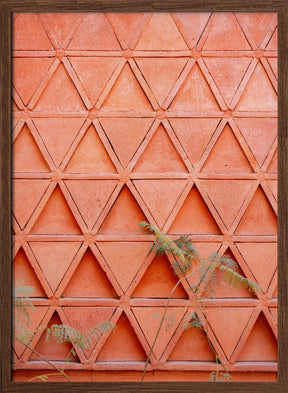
[12,12,277,381]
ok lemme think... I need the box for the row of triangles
[14,13,277,52]
[14,119,277,175]
[13,58,277,112]
[14,303,277,364]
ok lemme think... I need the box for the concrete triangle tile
[236,243,277,291]
[200,180,254,229]
[29,241,81,292]
[62,248,117,298]
[101,63,153,111]
[107,13,146,47]
[97,313,146,361]
[97,241,150,292]
[45,13,80,45]
[68,13,121,50]
[135,13,188,50]
[201,124,253,174]
[13,13,53,50]
[236,62,277,112]
[170,118,220,165]
[13,247,46,297]
[203,13,251,50]
[267,150,277,173]
[204,58,251,105]
[64,180,117,229]
[169,186,221,235]
[34,63,86,112]
[205,307,253,360]
[63,306,115,358]
[237,312,277,361]
[13,124,50,172]
[100,118,152,167]
[13,179,49,229]
[34,118,85,167]
[135,57,188,106]
[266,28,277,50]
[66,125,116,173]
[31,186,82,235]
[235,187,277,235]
[267,58,277,78]
[235,118,277,166]
[267,180,277,200]
[69,57,121,105]
[133,124,187,173]
[133,179,186,229]
[132,306,186,360]
[236,13,275,47]
[13,58,54,105]
[132,254,188,299]
[175,12,211,48]
[169,63,220,112]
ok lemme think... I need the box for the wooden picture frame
[1,1,287,392]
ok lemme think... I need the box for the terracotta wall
[12,12,277,381]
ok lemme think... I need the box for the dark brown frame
[1,1,288,392]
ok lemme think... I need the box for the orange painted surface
[12,12,277,381]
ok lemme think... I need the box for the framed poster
[1,1,288,392]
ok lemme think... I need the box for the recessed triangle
[236,13,275,47]
[269,308,277,323]
[133,124,187,173]
[13,247,46,297]
[31,186,82,235]
[237,312,277,361]
[205,307,253,360]
[13,58,54,105]
[169,64,220,112]
[65,179,117,229]
[135,13,188,50]
[101,63,153,111]
[68,13,121,50]
[45,13,79,45]
[200,180,254,229]
[13,13,53,50]
[135,57,188,106]
[133,179,187,229]
[236,63,277,112]
[34,118,84,167]
[235,118,277,166]
[69,57,121,105]
[266,28,277,50]
[100,118,152,167]
[204,58,251,105]
[65,125,116,174]
[202,13,251,50]
[235,187,277,235]
[63,248,117,298]
[267,150,277,173]
[175,12,211,48]
[201,124,253,174]
[34,63,86,112]
[97,242,150,292]
[267,180,277,200]
[29,241,81,292]
[63,306,115,358]
[168,320,215,361]
[169,186,221,235]
[13,305,49,359]
[13,179,49,229]
[236,243,277,291]
[132,254,188,298]
[13,124,50,172]
[30,312,79,362]
[107,13,145,47]
[97,313,146,361]
[170,118,220,165]
[203,248,255,298]
[132,307,186,360]
[267,58,277,78]
[98,186,148,235]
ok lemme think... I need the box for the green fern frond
[184,312,203,330]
